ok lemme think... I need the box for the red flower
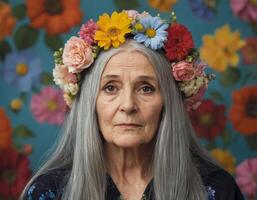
[240,37,257,65]
[164,23,194,62]
[0,148,31,199]
[189,99,226,140]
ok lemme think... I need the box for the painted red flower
[229,85,257,135]
[241,37,257,65]
[164,23,194,62]
[189,99,226,140]
[0,148,31,199]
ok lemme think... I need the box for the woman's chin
[112,136,146,148]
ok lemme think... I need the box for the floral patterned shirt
[23,167,244,200]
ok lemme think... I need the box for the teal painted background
[0,0,257,199]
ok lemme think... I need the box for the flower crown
[53,10,214,111]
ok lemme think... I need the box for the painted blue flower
[206,186,216,200]
[134,16,168,50]
[3,50,43,92]
[188,0,216,21]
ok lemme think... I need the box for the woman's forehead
[102,51,157,77]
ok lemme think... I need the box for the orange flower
[26,0,83,35]
[229,85,257,135]
[148,0,177,12]
[0,2,16,41]
[0,107,12,150]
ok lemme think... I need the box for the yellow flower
[94,11,132,50]
[211,148,236,174]
[200,24,245,72]
[10,98,23,111]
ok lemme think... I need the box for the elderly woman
[20,11,243,200]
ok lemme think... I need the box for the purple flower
[188,0,216,21]
[3,50,43,92]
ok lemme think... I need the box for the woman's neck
[104,142,154,183]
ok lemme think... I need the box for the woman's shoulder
[22,168,68,200]
[202,166,245,200]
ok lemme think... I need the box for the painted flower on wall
[210,148,236,174]
[0,2,16,42]
[200,24,245,72]
[0,148,31,199]
[230,0,257,23]
[241,37,257,65]
[187,0,217,21]
[236,158,257,199]
[26,0,83,35]
[0,107,12,150]
[30,86,66,125]
[3,50,43,92]
[189,99,226,140]
[148,0,177,12]
[229,85,257,135]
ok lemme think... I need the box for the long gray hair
[20,40,218,200]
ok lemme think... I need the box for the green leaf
[0,40,11,61]
[14,125,35,138]
[41,71,54,85]
[14,25,39,50]
[245,134,257,150]
[219,67,241,87]
[12,4,26,20]
[44,34,63,51]
[113,0,140,11]
[206,141,217,151]
[209,90,224,102]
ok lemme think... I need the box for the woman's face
[96,51,163,148]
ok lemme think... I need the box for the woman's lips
[115,123,142,129]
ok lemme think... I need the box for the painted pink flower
[236,158,257,199]
[230,0,257,23]
[241,37,257,65]
[184,85,207,112]
[30,86,66,125]
[63,36,94,73]
[78,19,98,45]
[53,64,77,89]
[172,61,195,81]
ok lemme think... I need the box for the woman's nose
[119,90,138,114]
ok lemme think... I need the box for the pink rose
[53,64,77,88]
[172,61,195,81]
[124,10,139,20]
[63,36,94,73]
[230,0,257,23]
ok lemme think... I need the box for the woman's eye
[139,85,155,94]
[103,85,118,93]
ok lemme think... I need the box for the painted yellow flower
[211,148,236,174]
[200,24,245,72]
[94,11,132,50]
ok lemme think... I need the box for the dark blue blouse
[23,167,244,200]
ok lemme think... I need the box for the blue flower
[3,50,43,92]
[134,16,168,50]
[188,0,216,21]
